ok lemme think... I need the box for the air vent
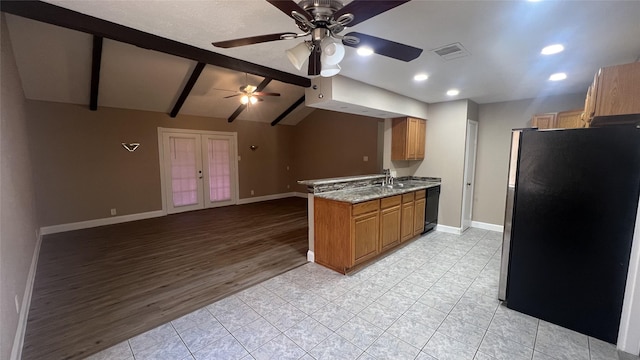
[432,42,470,61]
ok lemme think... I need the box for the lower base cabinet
[315,190,426,274]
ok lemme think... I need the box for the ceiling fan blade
[343,32,422,62]
[334,0,411,27]
[266,0,313,21]
[308,47,321,76]
[223,94,241,99]
[212,32,296,48]
[253,92,281,97]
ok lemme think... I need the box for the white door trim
[157,127,239,214]
[461,120,478,231]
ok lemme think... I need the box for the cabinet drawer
[415,190,426,199]
[352,199,379,216]
[381,195,401,209]
[402,192,414,203]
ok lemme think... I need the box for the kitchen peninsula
[299,175,441,274]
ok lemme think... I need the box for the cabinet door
[352,211,379,265]
[556,110,584,129]
[414,198,425,235]
[594,62,640,117]
[380,205,401,251]
[531,113,557,129]
[400,201,414,242]
[407,118,419,159]
[416,119,426,159]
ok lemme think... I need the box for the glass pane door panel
[170,137,198,207]
[207,138,231,202]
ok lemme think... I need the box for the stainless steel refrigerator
[498,125,640,344]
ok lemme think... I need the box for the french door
[160,129,238,214]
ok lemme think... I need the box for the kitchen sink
[381,182,417,189]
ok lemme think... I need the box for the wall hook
[249,145,258,151]
[122,143,140,152]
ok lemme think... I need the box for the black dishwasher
[423,185,440,233]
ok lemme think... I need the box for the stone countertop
[314,180,441,204]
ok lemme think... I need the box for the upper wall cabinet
[584,62,640,127]
[531,110,585,130]
[392,117,426,161]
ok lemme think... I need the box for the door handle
[467,183,471,186]
[198,170,203,179]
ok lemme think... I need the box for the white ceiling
[5,0,640,124]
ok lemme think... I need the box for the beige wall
[412,100,470,228]
[25,101,296,226]
[1,15,39,360]
[473,93,586,225]
[291,109,381,192]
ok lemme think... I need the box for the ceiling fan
[223,84,281,105]
[212,0,422,77]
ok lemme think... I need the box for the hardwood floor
[22,197,309,360]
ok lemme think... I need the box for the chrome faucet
[383,168,390,185]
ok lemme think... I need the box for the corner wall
[1,14,39,360]
[473,93,585,225]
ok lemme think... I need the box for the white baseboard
[11,229,42,360]
[294,192,308,198]
[435,224,463,235]
[40,210,165,235]
[307,250,315,262]
[471,221,504,233]
[237,192,301,205]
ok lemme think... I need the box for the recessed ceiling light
[549,72,567,81]
[446,89,460,96]
[541,44,564,55]
[413,73,429,81]
[357,47,374,56]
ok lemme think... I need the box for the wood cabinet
[414,190,426,235]
[400,192,415,242]
[380,195,401,252]
[556,110,585,129]
[352,211,379,265]
[585,62,640,127]
[531,110,585,129]
[392,117,427,161]
[314,189,428,274]
[531,113,557,129]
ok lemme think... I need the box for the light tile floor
[86,229,640,360]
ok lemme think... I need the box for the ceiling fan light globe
[240,95,249,104]
[321,63,341,77]
[320,37,345,65]
[249,96,258,104]
[286,42,311,71]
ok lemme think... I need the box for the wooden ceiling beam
[227,77,273,123]
[170,62,206,118]
[271,95,305,126]
[89,35,103,111]
[1,1,311,88]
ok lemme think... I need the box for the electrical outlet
[110,208,117,216]
[363,156,369,162]
[286,165,290,171]
[238,155,241,161]
[250,190,254,196]
[287,185,290,189]
[15,295,20,314]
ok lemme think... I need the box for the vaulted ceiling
[3,1,640,125]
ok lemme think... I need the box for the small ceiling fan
[223,84,281,105]
[212,0,422,77]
